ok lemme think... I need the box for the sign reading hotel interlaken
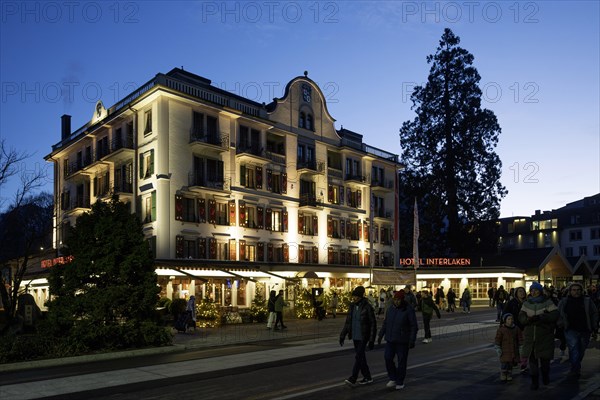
[40,256,74,269]
[400,258,472,266]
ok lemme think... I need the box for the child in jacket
[494,313,520,382]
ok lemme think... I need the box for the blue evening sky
[1,1,598,217]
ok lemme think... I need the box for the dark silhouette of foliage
[399,28,507,256]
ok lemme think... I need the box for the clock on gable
[301,84,312,103]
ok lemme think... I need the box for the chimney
[61,114,71,140]
[535,210,541,215]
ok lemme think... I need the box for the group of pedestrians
[493,281,598,390]
[266,289,288,330]
[339,285,417,390]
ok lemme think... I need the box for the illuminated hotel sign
[40,256,74,269]
[400,258,472,266]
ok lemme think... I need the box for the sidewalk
[1,308,599,400]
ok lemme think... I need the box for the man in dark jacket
[377,290,418,390]
[340,285,377,387]
[558,282,599,377]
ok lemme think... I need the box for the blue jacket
[378,303,418,345]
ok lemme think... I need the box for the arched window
[299,112,306,129]
[306,114,314,131]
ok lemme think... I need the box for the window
[239,125,261,153]
[569,230,583,241]
[245,205,258,228]
[240,164,256,188]
[306,115,313,131]
[192,111,218,139]
[271,209,282,232]
[579,246,587,256]
[299,112,306,129]
[299,213,317,236]
[143,110,152,135]
[183,198,196,222]
[143,191,156,223]
[139,149,154,179]
[591,228,600,240]
[184,239,197,259]
[192,111,204,137]
[593,245,600,256]
[216,202,228,225]
[566,247,573,257]
[570,215,581,224]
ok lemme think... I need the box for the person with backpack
[494,285,509,322]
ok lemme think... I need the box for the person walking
[186,295,196,329]
[330,291,339,319]
[404,285,418,310]
[461,287,472,313]
[339,286,377,387]
[494,285,509,322]
[273,289,288,330]
[447,288,456,312]
[420,289,440,343]
[518,282,559,390]
[557,282,599,378]
[266,290,277,329]
[377,290,418,390]
[494,313,521,383]
[503,286,528,372]
[378,289,386,317]
[488,286,495,307]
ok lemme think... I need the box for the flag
[413,198,419,269]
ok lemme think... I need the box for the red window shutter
[175,195,183,221]
[197,238,206,259]
[209,238,216,259]
[258,242,264,261]
[283,211,288,232]
[298,213,304,234]
[256,166,263,189]
[229,200,236,226]
[341,220,346,239]
[313,215,318,235]
[328,247,334,264]
[266,169,272,191]
[283,243,289,262]
[257,206,264,229]
[339,185,344,205]
[267,243,274,262]
[359,220,363,241]
[239,239,246,261]
[327,216,333,238]
[312,246,319,264]
[328,185,333,203]
[208,199,216,224]
[176,235,184,258]
[198,198,206,223]
[229,239,236,261]
[266,208,272,231]
[238,200,246,227]
[282,173,287,194]
[298,245,304,263]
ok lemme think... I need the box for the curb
[0,344,186,373]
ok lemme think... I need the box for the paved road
[1,307,599,399]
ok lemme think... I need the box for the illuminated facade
[45,68,401,307]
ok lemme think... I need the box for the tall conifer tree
[399,28,507,255]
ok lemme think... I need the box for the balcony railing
[189,130,229,149]
[345,173,366,183]
[114,181,133,194]
[299,194,319,207]
[266,151,286,164]
[110,136,134,152]
[327,167,343,179]
[236,145,264,158]
[188,173,229,190]
[371,179,394,190]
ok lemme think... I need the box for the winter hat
[352,286,366,297]
[566,282,584,292]
[394,289,406,300]
[529,282,543,293]
[501,313,513,324]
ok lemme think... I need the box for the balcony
[345,173,368,187]
[299,194,322,209]
[104,136,134,164]
[113,180,134,195]
[188,173,230,192]
[327,167,343,180]
[266,151,286,165]
[371,179,394,194]
[373,209,393,221]
[236,144,269,164]
[64,157,94,179]
[189,130,229,154]
[297,160,325,176]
